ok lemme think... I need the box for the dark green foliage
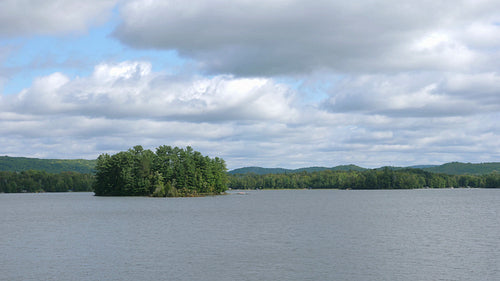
[0,170,94,193]
[228,168,499,190]
[93,145,228,197]
[0,156,96,174]
[484,173,500,188]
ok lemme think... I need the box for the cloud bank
[4,61,296,121]
[114,0,500,75]
[0,0,499,168]
[1,60,498,168]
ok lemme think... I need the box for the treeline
[0,170,94,193]
[93,145,228,197]
[228,168,500,190]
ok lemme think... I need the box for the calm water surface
[1,189,499,281]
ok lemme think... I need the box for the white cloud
[408,32,477,71]
[460,22,500,49]
[1,59,498,168]
[3,61,298,122]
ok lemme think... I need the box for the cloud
[322,72,500,117]
[113,0,500,75]
[2,59,498,168]
[0,0,117,36]
[1,0,500,170]
[0,61,301,163]
[444,72,500,104]
[3,61,298,122]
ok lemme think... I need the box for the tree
[227,168,500,190]
[93,145,228,197]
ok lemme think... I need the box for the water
[1,189,499,281]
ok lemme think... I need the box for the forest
[0,170,93,193]
[228,168,500,190]
[1,153,499,194]
[93,145,228,197]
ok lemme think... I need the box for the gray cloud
[114,0,500,75]
[321,72,500,117]
[0,0,117,36]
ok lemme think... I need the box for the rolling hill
[0,156,96,174]
[1,156,498,176]
[229,162,499,175]
[423,162,500,175]
[229,164,367,175]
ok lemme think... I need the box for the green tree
[93,145,228,197]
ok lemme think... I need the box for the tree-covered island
[93,145,228,197]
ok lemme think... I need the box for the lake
[1,189,499,281]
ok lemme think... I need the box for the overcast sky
[0,0,499,169]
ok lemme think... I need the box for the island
[93,145,228,197]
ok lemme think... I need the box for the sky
[0,0,499,170]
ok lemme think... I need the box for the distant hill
[228,167,290,175]
[422,162,500,175]
[229,164,366,175]
[408,165,438,169]
[1,156,498,176]
[229,162,499,175]
[0,156,96,174]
